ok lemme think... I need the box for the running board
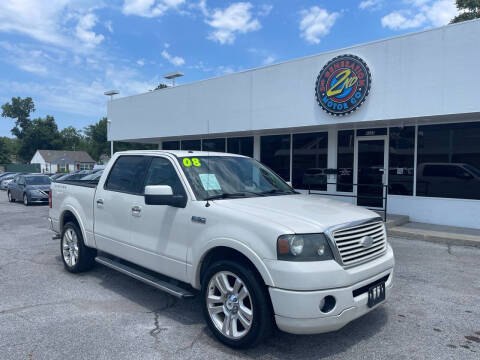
[95,256,195,299]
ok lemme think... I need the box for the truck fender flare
[192,238,275,289]
[60,206,88,246]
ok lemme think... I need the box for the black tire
[201,260,272,349]
[7,191,15,202]
[61,221,96,273]
[23,193,29,206]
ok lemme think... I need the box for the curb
[388,228,480,248]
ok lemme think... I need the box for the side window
[105,156,150,194]
[143,157,185,195]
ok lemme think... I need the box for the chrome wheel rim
[23,195,27,205]
[62,228,79,267]
[206,271,253,340]
[8,192,11,201]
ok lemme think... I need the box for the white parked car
[49,151,394,348]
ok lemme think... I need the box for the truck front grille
[332,220,387,267]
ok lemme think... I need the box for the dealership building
[108,19,480,229]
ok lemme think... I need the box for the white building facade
[108,20,480,229]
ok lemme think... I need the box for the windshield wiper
[204,192,249,201]
[204,191,266,201]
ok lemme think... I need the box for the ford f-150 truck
[49,150,394,348]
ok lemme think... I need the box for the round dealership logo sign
[315,54,371,116]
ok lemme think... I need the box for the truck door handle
[131,206,142,216]
[96,199,104,207]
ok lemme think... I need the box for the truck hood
[213,194,380,233]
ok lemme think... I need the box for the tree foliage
[153,83,169,90]
[451,0,480,23]
[1,97,35,139]
[2,97,157,164]
[19,115,63,161]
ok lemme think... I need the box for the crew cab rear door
[93,155,150,256]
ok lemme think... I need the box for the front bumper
[266,245,394,335]
[270,268,393,334]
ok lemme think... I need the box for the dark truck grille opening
[333,221,387,267]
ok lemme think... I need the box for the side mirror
[144,185,187,208]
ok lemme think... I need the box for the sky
[0,0,459,137]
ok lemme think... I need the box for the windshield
[463,164,480,177]
[178,156,295,201]
[26,176,51,185]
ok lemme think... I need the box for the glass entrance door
[356,138,386,208]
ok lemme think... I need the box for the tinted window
[417,122,480,200]
[388,127,415,195]
[292,132,328,190]
[260,135,291,181]
[144,158,185,195]
[337,130,354,192]
[181,140,201,151]
[25,176,51,185]
[202,138,225,152]
[227,137,254,157]
[105,156,150,194]
[162,141,180,150]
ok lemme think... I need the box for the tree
[83,117,156,161]
[0,136,19,163]
[153,83,168,90]
[84,117,109,161]
[19,115,63,161]
[0,138,12,164]
[451,0,480,23]
[1,97,35,138]
[60,126,84,151]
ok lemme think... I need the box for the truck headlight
[277,234,334,261]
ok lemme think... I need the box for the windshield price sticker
[199,174,221,191]
[182,158,201,167]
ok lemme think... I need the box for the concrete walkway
[388,221,480,248]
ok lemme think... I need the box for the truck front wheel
[61,221,96,273]
[201,260,272,348]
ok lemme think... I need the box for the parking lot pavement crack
[0,300,71,315]
[149,296,179,345]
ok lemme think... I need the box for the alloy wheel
[206,271,253,340]
[23,194,28,205]
[62,228,79,267]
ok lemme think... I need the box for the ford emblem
[359,236,374,248]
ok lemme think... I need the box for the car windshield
[25,176,51,185]
[178,156,296,201]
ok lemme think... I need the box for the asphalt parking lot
[0,191,479,360]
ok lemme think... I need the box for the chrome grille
[332,221,387,267]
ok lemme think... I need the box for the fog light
[319,295,336,313]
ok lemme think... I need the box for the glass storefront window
[416,122,480,200]
[260,134,291,181]
[292,132,328,190]
[202,138,226,152]
[337,130,354,192]
[162,141,180,150]
[181,139,201,151]
[388,127,415,195]
[227,137,254,157]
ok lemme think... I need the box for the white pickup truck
[49,150,394,348]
